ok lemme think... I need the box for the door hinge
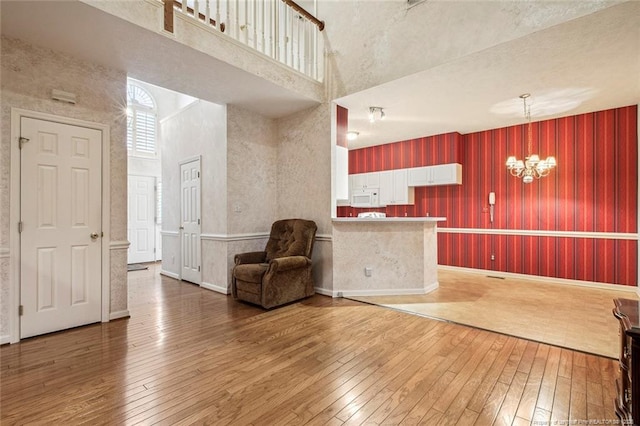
[198,218,200,225]
[197,171,200,178]
[19,305,23,316]
[18,137,30,149]
[18,222,23,233]
[198,265,201,272]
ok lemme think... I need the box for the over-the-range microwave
[351,188,380,207]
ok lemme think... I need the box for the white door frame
[9,108,111,343]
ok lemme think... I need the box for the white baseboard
[109,310,130,320]
[330,285,438,298]
[201,281,230,295]
[439,265,639,293]
[314,287,334,297]
[160,270,180,280]
[0,334,11,345]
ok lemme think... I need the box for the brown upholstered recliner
[232,219,317,309]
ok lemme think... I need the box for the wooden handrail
[282,0,324,31]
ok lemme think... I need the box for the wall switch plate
[365,267,372,277]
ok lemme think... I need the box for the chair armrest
[234,251,267,265]
[269,256,311,272]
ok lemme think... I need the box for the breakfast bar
[332,217,445,296]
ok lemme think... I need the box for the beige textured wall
[160,100,227,277]
[318,0,622,97]
[226,105,278,235]
[0,36,128,338]
[276,103,333,291]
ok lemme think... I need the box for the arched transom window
[127,83,157,156]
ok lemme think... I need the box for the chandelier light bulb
[505,94,557,183]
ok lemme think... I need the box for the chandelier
[506,94,556,183]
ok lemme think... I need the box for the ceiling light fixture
[346,131,359,141]
[368,107,385,123]
[506,94,557,183]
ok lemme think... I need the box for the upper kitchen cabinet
[350,171,381,191]
[407,163,462,187]
[380,169,415,205]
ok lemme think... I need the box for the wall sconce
[368,107,385,123]
[346,131,359,141]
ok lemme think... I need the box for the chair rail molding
[109,240,131,250]
[439,227,638,240]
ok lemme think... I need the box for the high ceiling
[1,1,639,145]
[336,1,640,149]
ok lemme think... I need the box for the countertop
[332,217,446,223]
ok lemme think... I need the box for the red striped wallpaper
[338,105,638,286]
[336,105,348,148]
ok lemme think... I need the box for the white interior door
[128,175,156,264]
[180,158,201,284]
[20,117,102,339]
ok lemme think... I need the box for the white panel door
[127,175,156,264]
[20,117,102,338]
[180,158,201,284]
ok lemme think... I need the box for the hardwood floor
[1,264,619,425]
[350,268,638,359]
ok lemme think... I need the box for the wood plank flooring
[350,268,637,358]
[1,264,619,425]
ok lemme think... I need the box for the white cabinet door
[379,169,414,205]
[379,170,394,205]
[350,171,381,194]
[407,166,429,186]
[408,164,462,186]
[430,163,462,185]
[335,146,349,201]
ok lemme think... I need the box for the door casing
[9,108,111,344]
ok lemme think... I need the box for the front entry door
[128,175,156,264]
[180,157,201,284]
[20,117,103,339]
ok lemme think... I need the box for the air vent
[486,275,506,280]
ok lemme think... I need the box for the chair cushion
[234,263,268,284]
[265,219,317,261]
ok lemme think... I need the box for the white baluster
[252,1,258,49]
[244,0,249,44]
[225,0,230,34]
[215,0,220,30]
[274,0,280,62]
[288,6,293,67]
[234,0,239,39]
[260,0,269,55]
[204,0,210,25]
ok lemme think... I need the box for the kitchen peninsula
[332,217,445,296]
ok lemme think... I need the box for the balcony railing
[164,0,325,81]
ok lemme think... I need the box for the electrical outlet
[491,254,495,261]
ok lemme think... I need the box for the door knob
[90,233,99,240]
